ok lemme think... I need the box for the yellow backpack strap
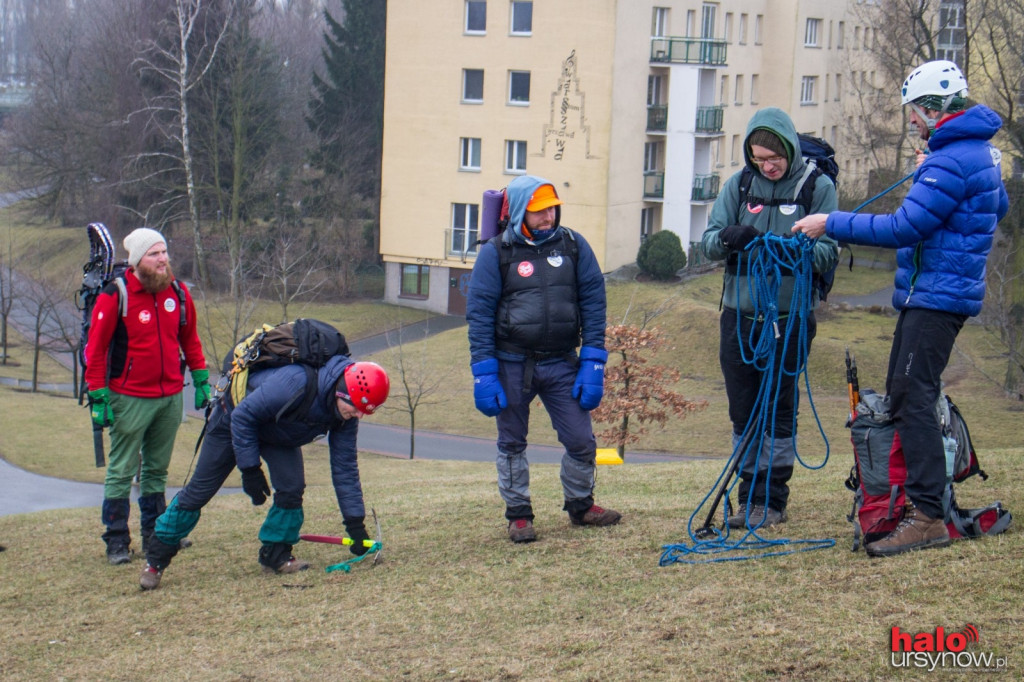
[228,324,274,408]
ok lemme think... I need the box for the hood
[319,354,353,414]
[743,107,805,181]
[504,174,563,245]
[930,104,1004,149]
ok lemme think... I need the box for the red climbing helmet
[338,362,390,414]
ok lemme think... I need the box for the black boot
[137,493,166,555]
[101,498,132,565]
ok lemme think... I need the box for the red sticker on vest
[517,261,534,277]
[746,203,763,214]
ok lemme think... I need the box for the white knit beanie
[123,228,166,267]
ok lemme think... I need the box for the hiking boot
[728,505,787,529]
[139,563,163,590]
[106,541,133,565]
[262,556,311,575]
[570,504,622,527]
[507,519,537,543]
[865,505,951,558]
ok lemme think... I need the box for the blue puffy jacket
[826,105,1009,316]
[230,354,365,519]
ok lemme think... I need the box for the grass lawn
[1,227,1022,679]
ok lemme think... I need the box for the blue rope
[660,234,834,565]
[324,541,382,573]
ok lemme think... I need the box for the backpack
[216,318,350,421]
[844,389,1012,551]
[737,133,840,301]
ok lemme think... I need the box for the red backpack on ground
[844,389,1011,550]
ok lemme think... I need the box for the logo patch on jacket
[164,297,177,313]
[547,255,563,268]
[139,310,152,324]
[517,261,534,277]
[779,204,797,216]
[746,203,764,214]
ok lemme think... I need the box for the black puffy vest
[493,230,580,356]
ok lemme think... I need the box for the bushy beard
[135,261,175,294]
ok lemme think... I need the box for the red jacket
[84,270,206,398]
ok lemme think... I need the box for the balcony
[643,171,665,199]
[691,173,720,202]
[647,104,667,132]
[695,105,724,134]
[650,37,727,66]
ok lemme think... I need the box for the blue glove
[471,359,507,417]
[573,347,607,411]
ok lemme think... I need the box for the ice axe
[300,508,384,572]
[693,428,758,540]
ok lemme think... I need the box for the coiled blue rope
[660,233,834,565]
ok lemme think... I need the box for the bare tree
[262,225,328,323]
[379,321,454,459]
[131,0,237,284]
[0,226,17,364]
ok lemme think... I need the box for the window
[712,139,722,167]
[508,71,530,104]
[450,204,479,255]
[465,1,486,33]
[505,140,527,173]
[800,76,818,105]
[719,75,729,106]
[750,74,760,105]
[835,73,842,101]
[805,18,821,46]
[460,137,481,170]
[734,74,744,105]
[652,7,669,37]
[647,75,664,106]
[738,14,748,44]
[700,4,715,39]
[640,207,657,240]
[511,1,532,35]
[400,264,429,298]
[730,134,741,165]
[685,10,695,37]
[837,21,844,49]
[643,142,660,172]
[724,13,733,42]
[462,69,483,102]
[754,14,763,45]
[937,1,965,65]
[854,26,861,49]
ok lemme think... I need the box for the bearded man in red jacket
[85,227,209,565]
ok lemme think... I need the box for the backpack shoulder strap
[736,166,754,221]
[113,277,128,318]
[171,280,186,327]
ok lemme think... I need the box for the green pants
[104,391,183,499]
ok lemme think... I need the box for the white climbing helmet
[900,60,968,108]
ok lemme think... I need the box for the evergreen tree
[307,0,386,203]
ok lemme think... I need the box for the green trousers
[104,391,183,499]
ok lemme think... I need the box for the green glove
[89,388,114,427]
[191,369,211,410]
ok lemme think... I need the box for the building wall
[380,1,889,311]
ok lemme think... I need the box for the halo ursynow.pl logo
[889,624,1006,672]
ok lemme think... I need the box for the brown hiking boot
[139,563,163,590]
[728,505,787,529]
[262,556,311,574]
[507,519,537,543]
[865,504,951,558]
[570,504,622,527]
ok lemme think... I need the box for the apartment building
[379,1,874,315]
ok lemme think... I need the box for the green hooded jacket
[701,107,839,313]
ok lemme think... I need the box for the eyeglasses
[751,155,786,167]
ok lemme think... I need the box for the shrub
[636,230,687,280]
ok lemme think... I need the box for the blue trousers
[495,358,596,520]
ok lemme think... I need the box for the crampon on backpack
[737,133,840,302]
[214,318,350,421]
[844,389,1011,551]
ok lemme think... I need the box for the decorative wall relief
[538,50,598,161]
